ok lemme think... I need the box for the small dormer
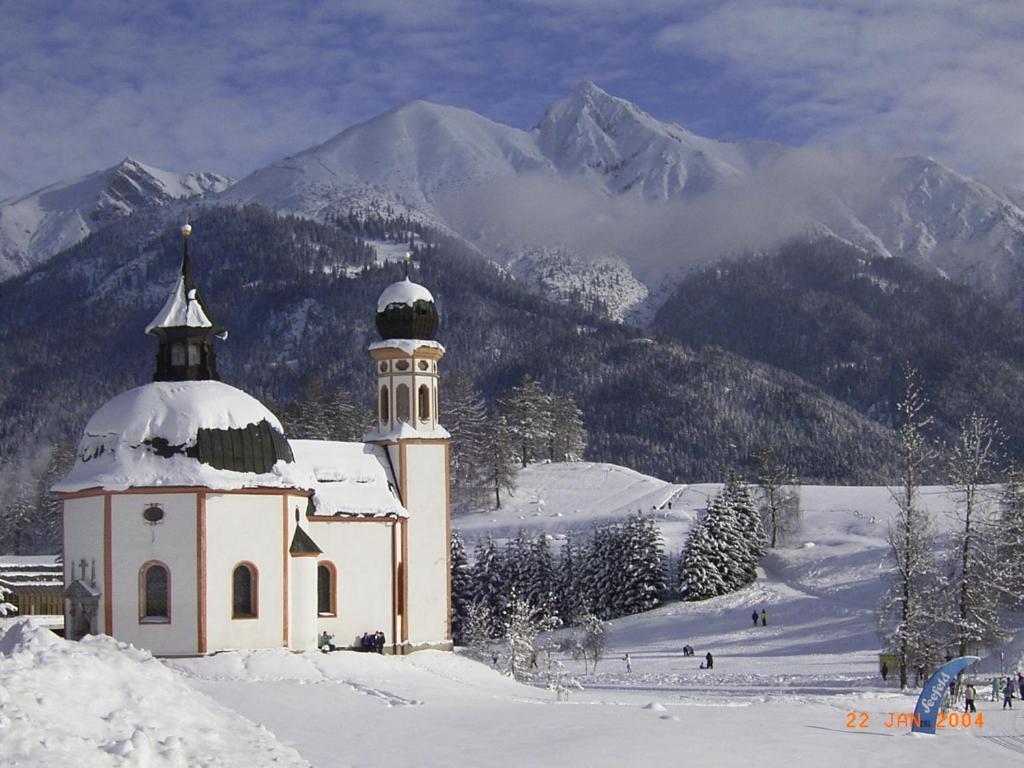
[145,219,227,381]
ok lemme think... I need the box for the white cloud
[654,0,1024,187]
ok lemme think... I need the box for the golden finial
[181,209,192,238]
[404,251,412,279]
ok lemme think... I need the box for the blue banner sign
[912,656,980,734]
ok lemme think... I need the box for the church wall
[402,442,451,647]
[62,495,105,633]
[308,520,396,649]
[204,493,286,651]
[109,493,198,655]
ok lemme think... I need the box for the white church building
[54,221,452,656]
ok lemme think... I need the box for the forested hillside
[653,237,1024,457]
[0,206,904,551]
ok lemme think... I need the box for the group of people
[359,630,387,653]
[940,673,1024,712]
[995,673,1024,709]
[751,609,768,627]
[316,630,387,653]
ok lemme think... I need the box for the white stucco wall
[307,520,396,649]
[402,442,450,647]
[205,492,288,651]
[109,492,199,656]
[62,495,105,633]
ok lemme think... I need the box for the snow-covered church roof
[290,440,406,518]
[53,381,311,493]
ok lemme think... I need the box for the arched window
[396,383,411,422]
[139,561,170,623]
[418,384,430,421]
[232,562,258,619]
[317,562,337,616]
[380,385,390,422]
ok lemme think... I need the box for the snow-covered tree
[460,601,494,661]
[556,536,585,622]
[499,376,554,468]
[617,514,666,615]
[500,587,559,681]
[722,475,765,588]
[0,583,15,617]
[880,365,943,689]
[945,413,1006,656]
[571,610,607,675]
[1001,469,1024,608]
[471,536,506,635]
[450,532,475,644]
[752,445,801,548]
[677,497,729,601]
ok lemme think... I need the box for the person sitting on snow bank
[318,631,335,652]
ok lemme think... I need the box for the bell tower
[145,216,227,381]
[366,261,451,651]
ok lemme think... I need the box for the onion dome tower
[145,216,227,382]
[370,258,445,437]
[366,256,451,651]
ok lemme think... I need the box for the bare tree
[946,413,1006,657]
[880,365,942,690]
[752,445,801,548]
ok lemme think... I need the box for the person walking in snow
[752,610,759,627]
[623,653,632,673]
[965,683,977,713]
[705,651,714,670]
[1018,672,1024,698]
[1003,677,1015,709]
[760,609,767,627]
[993,676,1003,702]
[881,662,889,683]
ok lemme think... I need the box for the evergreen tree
[548,392,587,462]
[450,532,474,644]
[499,376,554,468]
[481,413,517,509]
[556,536,585,622]
[444,370,491,507]
[722,475,765,588]
[618,514,666,615]
[1001,469,1024,608]
[526,533,558,620]
[471,536,506,635]
[678,498,729,601]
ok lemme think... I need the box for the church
[54,220,452,656]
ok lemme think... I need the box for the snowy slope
[0,158,230,280]
[5,473,1024,765]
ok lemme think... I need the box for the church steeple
[145,217,227,381]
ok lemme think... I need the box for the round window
[143,505,165,524]
[395,360,410,371]
[379,361,388,373]
[418,360,429,371]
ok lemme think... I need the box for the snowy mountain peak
[0,160,231,281]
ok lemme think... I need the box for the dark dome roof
[375,278,439,340]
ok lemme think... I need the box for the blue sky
[3,0,1023,199]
